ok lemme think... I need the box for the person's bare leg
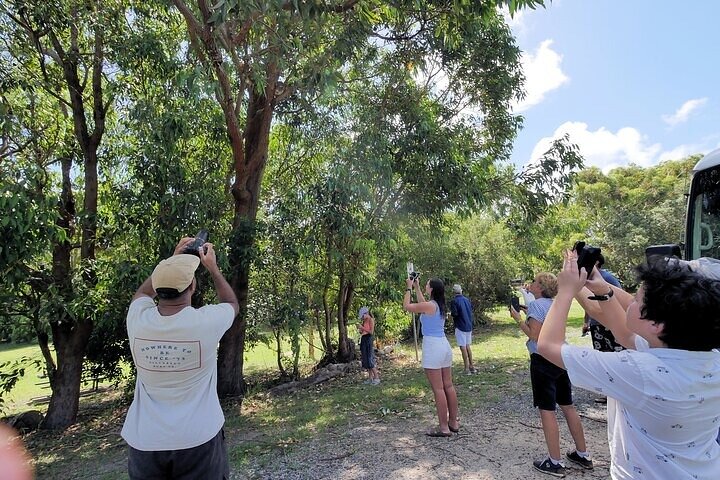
[459,346,470,371]
[441,367,459,430]
[559,404,587,453]
[539,409,562,460]
[425,368,450,433]
[466,345,475,371]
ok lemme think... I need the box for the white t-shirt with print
[121,297,235,451]
[562,337,720,480]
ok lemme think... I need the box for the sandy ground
[234,370,612,480]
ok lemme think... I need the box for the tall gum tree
[169,0,547,396]
[1,0,121,429]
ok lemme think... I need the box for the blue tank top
[420,301,445,337]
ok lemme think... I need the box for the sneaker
[566,450,593,470]
[363,379,373,384]
[371,379,381,385]
[470,367,478,374]
[594,397,607,404]
[532,458,566,478]
[464,369,472,375]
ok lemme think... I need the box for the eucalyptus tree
[0,0,127,429]
[261,13,582,363]
[85,4,239,384]
[169,0,547,395]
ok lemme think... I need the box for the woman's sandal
[425,428,453,437]
[449,425,460,433]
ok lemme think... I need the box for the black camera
[408,271,420,281]
[183,230,209,256]
[573,241,602,276]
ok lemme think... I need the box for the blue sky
[507,1,720,172]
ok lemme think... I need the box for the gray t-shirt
[122,297,234,450]
[525,297,552,355]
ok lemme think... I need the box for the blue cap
[359,307,369,320]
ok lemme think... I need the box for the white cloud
[662,98,708,126]
[513,40,569,113]
[501,7,529,35]
[528,122,714,173]
[658,143,711,163]
[529,122,661,172]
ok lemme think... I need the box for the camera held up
[573,240,602,276]
[406,261,420,281]
[183,230,209,256]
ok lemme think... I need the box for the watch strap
[587,288,614,301]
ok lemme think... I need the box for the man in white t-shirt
[121,237,238,479]
[538,251,720,480]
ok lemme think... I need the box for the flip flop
[449,425,460,433]
[425,429,452,437]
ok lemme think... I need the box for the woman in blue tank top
[403,275,459,437]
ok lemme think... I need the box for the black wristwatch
[406,288,412,292]
[588,289,614,301]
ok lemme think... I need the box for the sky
[506,1,720,172]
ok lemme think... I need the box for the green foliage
[504,156,697,284]
[448,214,522,315]
[564,157,697,284]
[401,214,522,321]
[9,321,36,344]
[373,303,410,344]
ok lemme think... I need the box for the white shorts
[455,329,472,347]
[421,336,453,369]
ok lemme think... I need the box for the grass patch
[0,342,48,414]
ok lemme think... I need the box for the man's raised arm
[199,243,239,315]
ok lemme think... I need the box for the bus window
[687,166,720,260]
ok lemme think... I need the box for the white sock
[549,457,561,465]
[575,450,589,458]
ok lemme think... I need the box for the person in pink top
[358,307,380,385]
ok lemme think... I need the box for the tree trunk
[308,325,315,360]
[274,329,285,377]
[321,252,334,358]
[42,320,92,429]
[336,276,356,362]
[322,293,333,359]
[217,237,250,397]
[217,84,275,397]
[36,331,56,384]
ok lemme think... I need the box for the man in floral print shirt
[538,252,720,480]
